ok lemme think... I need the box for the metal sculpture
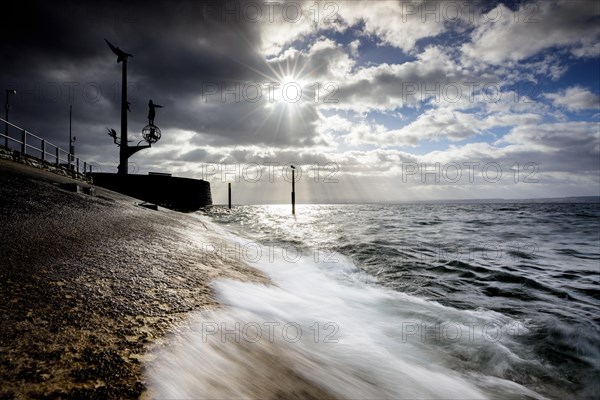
[105,39,162,174]
[104,39,133,63]
[147,100,163,126]
[142,124,161,144]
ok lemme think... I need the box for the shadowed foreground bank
[0,160,269,399]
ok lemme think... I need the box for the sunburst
[201,23,328,147]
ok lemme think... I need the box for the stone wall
[0,147,91,183]
[91,173,212,212]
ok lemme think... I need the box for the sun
[223,43,317,136]
[281,74,308,87]
[270,75,308,106]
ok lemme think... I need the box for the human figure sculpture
[148,100,163,125]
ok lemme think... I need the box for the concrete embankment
[0,159,267,399]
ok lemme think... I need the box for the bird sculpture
[104,39,133,63]
[107,127,118,144]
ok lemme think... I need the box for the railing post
[0,122,92,176]
[21,129,26,154]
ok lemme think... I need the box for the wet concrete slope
[0,159,266,399]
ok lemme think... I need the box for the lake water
[150,203,600,399]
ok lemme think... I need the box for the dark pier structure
[97,40,211,211]
[92,172,212,212]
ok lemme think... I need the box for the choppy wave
[148,203,600,399]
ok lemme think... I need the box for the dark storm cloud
[2,1,263,77]
[1,0,321,162]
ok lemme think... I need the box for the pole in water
[228,182,232,209]
[291,165,296,215]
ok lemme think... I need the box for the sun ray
[273,103,286,142]
[190,17,326,151]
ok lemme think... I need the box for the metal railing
[0,117,92,174]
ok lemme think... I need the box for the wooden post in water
[291,166,296,215]
[228,182,232,209]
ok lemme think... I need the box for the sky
[1,0,599,204]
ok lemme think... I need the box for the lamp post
[68,105,77,166]
[4,89,16,148]
[69,105,72,163]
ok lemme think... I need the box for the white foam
[148,229,546,399]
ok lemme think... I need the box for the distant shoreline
[215,196,600,206]
[383,196,600,204]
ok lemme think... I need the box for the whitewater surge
[147,218,548,399]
